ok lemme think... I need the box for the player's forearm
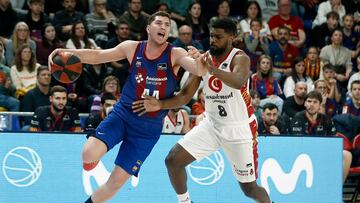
[211,68,250,89]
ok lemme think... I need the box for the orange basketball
[51,52,83,84]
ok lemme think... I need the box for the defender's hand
[132,95,162,116]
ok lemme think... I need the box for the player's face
[37,70,51,86]
[305,98,321,116]
[50,92,67,112]
[262,108,278,126]
[209,28,232,56]
[147,16,170,44]
[351,84,360,101]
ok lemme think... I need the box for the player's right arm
[132,74,202,115]
[48,40,138,67]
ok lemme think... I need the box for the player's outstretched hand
[48,48,68,69]
[132,95,162,116]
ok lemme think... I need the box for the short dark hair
[116,19,129,28]
[50,85,67,96]
[101,92,117,104]
[322,63,335,72]
[37,65,50,76]
[262,103,278,112]
[148,11,171,25]
[211,18,237,36]
[351,80,360,90]
[278,25,290,34]
[306,90,322,103]
[29,0,45,4]
[326,11,340,20]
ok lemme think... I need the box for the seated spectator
[348,56,360,96]
[29,85,81,132]
[304,46,323,81]
[0,40,19,111]
[53,0,84,41]
[251,55,284,114]
[4,21,36,66]
[160,0,192,26]
[36,23,64,66]
[258,103,288,135]
[312,11,340,49]
[283,57,313,98]
[268,0,306,48]
[244,18,270,73]
[342,14,360,62]
[342,80,360,116]
[312,0,346,28]
[23,0,51,42]
[156,2,178,41]
[84,0,116,48]
[84,92,117,134]
[289,90,351,183]
[184,2,209,49]
[282,81,307,118]
[250,89,262,120]
[90,75,120,113]
[269,26,300,80]
[10,44,40,98]
[0,0,21,39]
[172,25,203,52]
[255,0,278,23]
[314,79,339,117]
[120,0,148,40]
[208,0,231,27]
[21,66,51,126]
[65,21,99,49]
[162,107,191,134]
[320,64,342,103]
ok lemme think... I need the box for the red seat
[344,134,360,202]
[336,132,353,151]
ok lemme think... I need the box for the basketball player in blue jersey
[48,11,208,203]
[133,18,271,203]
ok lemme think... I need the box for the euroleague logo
[208,76,222,93]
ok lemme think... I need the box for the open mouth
[157,32,165,38]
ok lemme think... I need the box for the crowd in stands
[0,0,360,181]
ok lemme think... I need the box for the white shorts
[178,116,258,183]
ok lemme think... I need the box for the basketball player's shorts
[92,106,162,177]
[178,115,258,183]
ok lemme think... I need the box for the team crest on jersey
[135,73,144,83]
[221,63,227,69]
[157,63,167,70]
[208,75,222,93]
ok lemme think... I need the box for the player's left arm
[208,52,250,89]
[173,47,207,76]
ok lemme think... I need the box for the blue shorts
[93,105,162,176]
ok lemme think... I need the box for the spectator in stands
[312,11,340,48]
[172,25,203,52]
[84,92,116,133]
[105,20,130,90]
[283,57,313,98]
[254,0,278,23]
[29,85,81,132]
[282,81,307,118]
[162,107,191,134]
[239,1,271,40]
[250,89,262,120]
[289,90,352,183]
[258,103,288,135]
[342,80,360,116]
[4,21,36,66]
[269,26,300,80]
[159,0,192,26]
[120,0,148,41]
[66,21,99,49]
[106,0,127,18]
[348,56,360,96]
[90,75,120,113]
[156,2,178,42]
[244,18,270,73]
[312,0,345,28]
[304,46,323,81]
[321,63,342,103]
[0,0,20,38]
[21,66,51,126]
[36,23,64,66]
[342,14,360,63]
[251,55,284,114]
[0,40,19,111]
[268,0,306,48]
[185,1,209,49]
[23,0,51,42]
[10,44,40,98]
[84,0,116,48]
[320,28,352,102]
[53,0,84,41]
[208,0,231,27]
[314,79,338,117]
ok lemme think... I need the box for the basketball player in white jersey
[162,107,191,134]
[133,18,271,203]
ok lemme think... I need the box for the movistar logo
[260,153,313,195]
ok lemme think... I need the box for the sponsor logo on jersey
[208,76,222,93]
[157,63,167,70]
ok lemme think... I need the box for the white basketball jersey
[203,48,255,125]
[162,110,185,134]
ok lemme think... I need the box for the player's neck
[51,106,64,117]
[212,46,232,65]
[305,111,318,123]
[145,41,167,59]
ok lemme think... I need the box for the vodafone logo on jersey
[208,76,222,93]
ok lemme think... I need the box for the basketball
[51,52,83,84]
